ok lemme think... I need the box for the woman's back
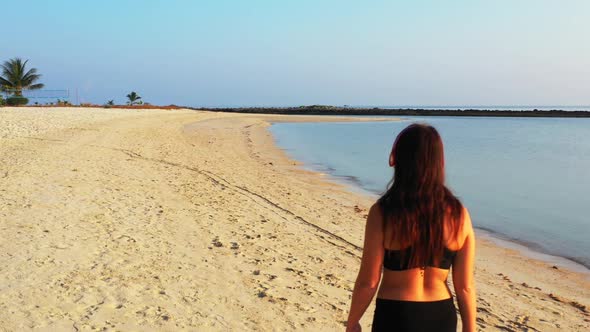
[377,205,473,302]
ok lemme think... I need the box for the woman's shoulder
[454,206,474,250]
[444,205,473,250]
[366,202,384,224]
[460,206,473,232]
[370,201,383,213]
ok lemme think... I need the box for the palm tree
[106,100,115,106]
[126,91,141,105]
[0,58,44,96]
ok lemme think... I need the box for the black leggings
[372,298,457,332]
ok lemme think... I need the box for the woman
[346,124,476,332]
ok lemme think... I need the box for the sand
[0,107,588,331]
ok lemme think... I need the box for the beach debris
[551,265,559,270]
[570,301,588,314]
[117,234,136,243]
[353,205,362,213]
[548,293,563,302]
[309,256,324,263]
[285,267,306,277]
[212,237,223,247]
[162,315,170,321]
[230,242,240,250]
[253,270,260,276]
[257,291,267,298]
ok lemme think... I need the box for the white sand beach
[0,107,588,331]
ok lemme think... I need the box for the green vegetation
[56,99,71,106]
[126,91,141,105]
[199,106,590,118]
[297,105,337,110]
[104,99,115,108]
[0,58,44,106]
[6,96,29,106]
[0,94,5,106]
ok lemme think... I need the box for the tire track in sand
[88,144,363,255]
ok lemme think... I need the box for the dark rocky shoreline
[192,106,590,118]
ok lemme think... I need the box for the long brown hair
[378,123,463,268]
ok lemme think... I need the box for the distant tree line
[0,57,148,108]
[103,92,146,108]
[194,106,590,118]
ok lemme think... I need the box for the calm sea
[269,117,590,270]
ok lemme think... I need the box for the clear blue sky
[4,0,589,106]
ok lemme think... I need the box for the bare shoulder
[458,206,474,247]
[461,206,473,232]
[368,202,383,217]
[446,205,473,250]
[366,202,384,227]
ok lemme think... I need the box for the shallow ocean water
[270,116,590,269]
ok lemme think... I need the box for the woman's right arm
[452,207,476,332]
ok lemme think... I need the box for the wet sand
[0,107,588,331]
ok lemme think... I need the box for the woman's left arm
[346,203,385,331]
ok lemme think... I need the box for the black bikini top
[383,246,457,271]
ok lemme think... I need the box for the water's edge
[269,122,590,275]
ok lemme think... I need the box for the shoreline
[248,113,590,327]
[475,229,590,275]
[0,107,588,331]
[192,106,590,118]
[294,160,590,274]
[267,120,590,275]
